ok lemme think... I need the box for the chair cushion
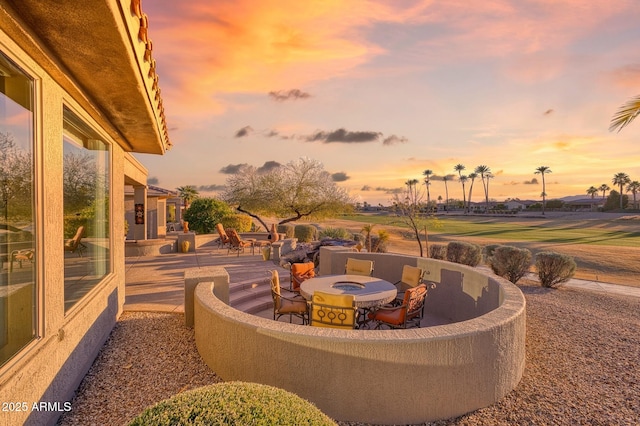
[279,298,308,314]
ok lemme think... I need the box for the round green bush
[220,214,252,232]
[129,382,336,426]
[294,224,317,242]
[277,224,295,239]
[183,198,233,234]
[446,241,482,266]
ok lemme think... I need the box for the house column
[133,185,147,240]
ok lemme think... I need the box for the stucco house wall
[0,1,169,424]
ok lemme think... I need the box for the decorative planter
[181,240,190,253]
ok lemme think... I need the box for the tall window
[0,52,36,367]
[63,107,110,312]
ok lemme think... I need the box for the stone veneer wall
[193,247,526,424]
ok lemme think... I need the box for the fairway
[339,214,640,247]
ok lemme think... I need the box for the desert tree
[222,157,352,230]
[586,186,599,199]
[612,172,631,209]
[0,132,32,222]
[454,164,467,210]
[534,166,552,215]
[598,183,610,199]
[442,175,450,210]
[391,179,438,257]
[626,181,640,209]
[610,95,640,132]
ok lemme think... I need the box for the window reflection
[63,108,110,312]
[0,52,36,367]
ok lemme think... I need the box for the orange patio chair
[226,228,252,256]
[367,284,427,329]
[290,262,315,292]
[215,223,231,249]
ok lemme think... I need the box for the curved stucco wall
[194,255,526,425]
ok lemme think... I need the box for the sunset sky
[136,0,640,206]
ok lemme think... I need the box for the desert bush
[294,224,317,242]
[446,241,482,266]
[220,214,252,232]
[277,224,295,238]
[128,382,335,426]
[183,198,232,234]
[484,244,502,259]
[488,245,532,284]
[319,227,353,240]
[429,244,447,260]
[535,251,577,288]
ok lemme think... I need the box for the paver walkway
[125,246,640,314]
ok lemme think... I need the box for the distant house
[505,200,525,211]
[0,2,170,424]
[564,198,603,212]
[125,185,178,239]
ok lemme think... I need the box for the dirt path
[316,216,640,288]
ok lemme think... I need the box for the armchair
[345,258,374,276]
[310,291,357,329]
[290,262,315,292]
[368,284,427,329]
[270,270,308,324]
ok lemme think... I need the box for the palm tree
[454,164,467,210]
[599,183,610,200]
[627,181,640,209]
[442,175,450,210]
[610,95,640,132]
[176,185,199,209]
[534,166,552,215]
[586,186,599,199]
[405,179,420,206]
[612,172,631,209]
[466,172,478,213]
[422,169,433,207]
[474,165,491,212]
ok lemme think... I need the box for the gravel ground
[58,285,640,426]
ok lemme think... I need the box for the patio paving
[125,243,640,317]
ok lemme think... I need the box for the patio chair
[393,265,424,304]
[310,291,357,329]
[270,270,308,324]
[367,284,427,329]
[9,248,34,273]
[215,223,230,249]
[345,258,374,276]
[226,228,252,256]
[290,262,315,292]
[64,226,86,257]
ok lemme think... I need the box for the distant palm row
[586,173,640,210]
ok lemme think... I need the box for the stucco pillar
[133,185,147,240]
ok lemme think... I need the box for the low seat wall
[193,251,526,424]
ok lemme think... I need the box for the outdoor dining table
[299,274,397,309]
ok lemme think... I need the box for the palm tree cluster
[421,165,494,214]
[587,172,639,210]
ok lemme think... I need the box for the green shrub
[129,382,336,426]
[488,245,532,284]
[183,198,233,234]
[277,224,295,239]
[294,224,317,242]
[220,214,252,232]
[429,244,447,260]
[535,251,577,288]
[319,227,353,240]
[446,241,482,266]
